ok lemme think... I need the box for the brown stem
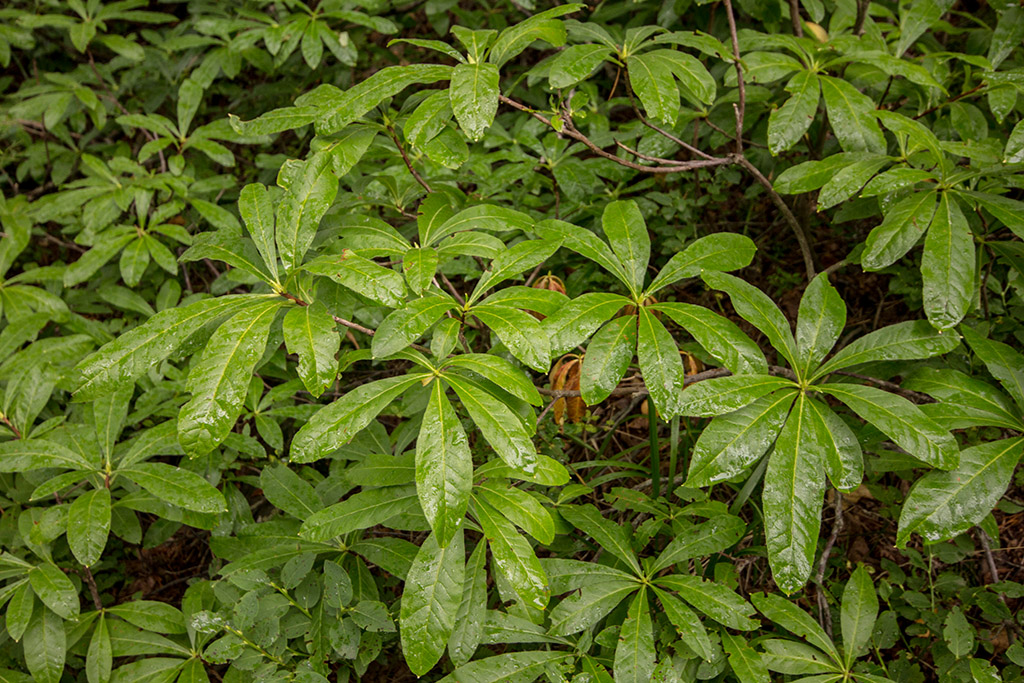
[735,156,817,280]
[790,0,804,36]
[386,123,432,193]
[0,414,22,440]
[722,0,746,154]
[853,0,870,35]
[913,83,986,120]
[815,491,844,636]
[81,566,103,611]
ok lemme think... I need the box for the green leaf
[300,485,420,542]
[179,229,272,283]
[905,367,1021,430]
[542,292,631,356]
[448,541,487,666]
[436,652,570,683]
[657,574,758,629]
[417,379,472,547]
[560,503,641,573]
[67,488,111,566]
[654,588,714,661]
[602,200,650,295]
[5,582,33,642]
[424,204,532,247]
[753,592,839,662]
[657,49,716,104]
[961,326,1024,412]
[119,463,226,513]
[549,45,612,88]
[403,247,439,294]
[400,530,465,676]
[443,354,542,406]
[922,193,975,330]
[862,191,937,270]
[304,250,407,307]
[71,294,272,401]
[637,306,686,419]
[548,579,639,636]
[178,299,281,457]
[283,301,340,398]
[653,302,768,375]
[896,0,954,56]
[473,497,548,610]
[841,565,878,668]
[106,601,186,634]
[580,315,638,405]
[819,75,886,154]
[685,390,798,487]
[534,219,632,287]
[276,152,340,271]
[238,183,278,283]
[818,156,891,210]
[291,374,424,463]
[0,439,93,472]
[23,606,65,683]
[898,438,1024,545]
[647,233,757,296]
[472,240,563,302]
[627,52,680,126]
[821,383,958,469]
[806,397,864,491]
[702,271,798,368]
[29,563,79,619]
[319,64,453,134]
[760,639,838,675]
[677,375,797,417]
[989,6,1024,68]
[470,304,551,372]
[813,320,960,380]
[260,464,321,521]
[721,630,770,683]
[651,514,746,574]
[796,273,846,378]
[615,588,655,683]
[86,614,111,683]
[943,607,973,658]
[769,71,820,155]
[450,63,499,142]
[488,5,581,67]
[445,373,537,471]
[373,295,458,359]
[476,481,554,544]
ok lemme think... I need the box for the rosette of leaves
[675,271,961,592]
[898,327,1024,545]
[536,198,758,420]
[539,504,757,682]
[730,566,893,683]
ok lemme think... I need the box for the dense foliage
[2,0,1024,680]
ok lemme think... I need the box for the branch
[790,0,804,36]
[721,0,746,153]
[734,156,816,280]
[815,491,844,636]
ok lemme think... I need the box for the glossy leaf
[282,301,340,398]
[417,379,472,547]
[921,193,975,330]
[615,589,655,683]
[67,487,111,566]
[399,530,465,676]
[580,315,638,405]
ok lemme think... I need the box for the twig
[832,371,934,403]
[386,123,432,193]
[815,491,844,637]
[735,155,816,280]
[722,0,746,154]
[853,0,870,35]
[913,83,986,120]
[81,566,103,610]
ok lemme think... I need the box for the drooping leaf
[921,193,975,330]
[282,301,340,398]
[67,487,111,566]
[400,530,465,676]
[417,379,472,547]
[450,62,499,142]
[178,299,282,457]
[615,589,655,683]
